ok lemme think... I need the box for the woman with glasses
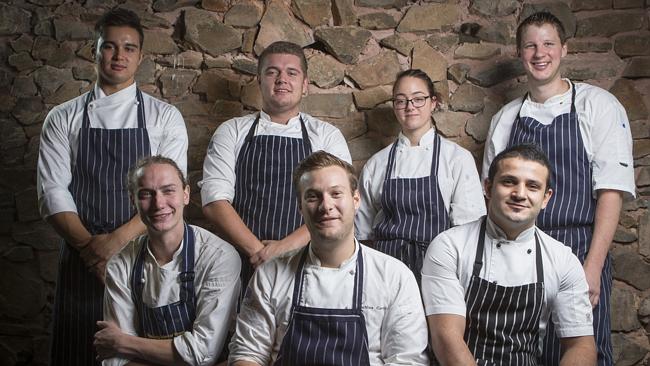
[355,69,486,283]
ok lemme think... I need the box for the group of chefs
[36,6,635,366]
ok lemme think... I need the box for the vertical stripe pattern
[507,85,610,366]
[274,245,370,366]
[373,133,450,283]
[462,219,545,366]
[50,90,151,366]
[131,223,196,339]
[232,114,312,294]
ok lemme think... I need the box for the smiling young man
[423,144,596,366]
[199,41,351,295]
[481,11,635,366]
[94,156,240,366]
[229,151,429,365]
[37,8,188,366]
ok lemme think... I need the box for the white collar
[485,216,537,244]
[396,127,436,147]
[307,239,359,269]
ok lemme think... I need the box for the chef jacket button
[496,243,501,248]
[493,280,497,284]
[140,277,145,283]
[349,270,355,275]
[527,249,532,254]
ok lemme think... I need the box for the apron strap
[82,91,95,129]
[534,230,544,283]
[383,142,399,182]
[352,244,364,310]
[429,132,441,176]
[179,223,196,304]
[298,115,312,153]
[471,217,487,277]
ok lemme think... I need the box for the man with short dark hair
[200,41,351,294]
[38,8,188,365]
[482,11,635,365]
[229,151,429,365]
[424,144,596,366]
[94,156,239,366]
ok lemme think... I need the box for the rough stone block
[397,3,459,33]
[291,0,332,28]
[301,93,354,119]
[450,83,486,113]
[307,53,345,89]
[359,12,398,30]
[576,11,645,37]
[412,43,447,82]
[631,120,650,139]
[153,0,199,12]
[448,63,471,84]
[614,0,645,8]
[612,248,650,290]
[467,58,525,87]
[194,69,239,102]
[53,17,92,41]
[636,166,650,187]
[325,113,366,140]
[0,4,31,36]
[521,2,576,37]
[0,258,47,319]
[143,29,178,55]
[232,58,257,75]
[353,85,392,110]
[356,0,406,7]
[433,110,470,138]
[315,26,371,65]
[332,0,355,26]
[11,98,46,126]
[10,34,33,53]
[611,333,648,366]
[254,1,314,56]
[225,1,264,28]
[210,100,244,123]
[567,38,612,53]
[44,81,85,105]
[160,69,200,98]
[366,106,400,137]
[8,53,41,72]
[347,51,400,89]
[426,33,460,54]
[561,53,624,81]
[4,246,34,262]
[202,0,228,11]
[184,8,242,57]
[454,43,500,60]
[613,225,637,243]
[614,33,650,58]
[633,139,650,159]
[623,57,650,78]
[570,0,612,10]
[609,79,648,121]
[348,135,385,161]
[33,65,71,98]
[72,63,96,82]
[476,21,514,45]
[15,188,39,222]
[470,0,518,17]
[379,34,413,56]
[241,80,263,110]
[0,118,27,151]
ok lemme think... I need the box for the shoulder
[363,142,393,171]
[215,113,257,134]
[432,219,482,251]
[362,244,415,282]
[438,135,475,162]
[192,225,238,259]
[301,113,342,133]
[45,92,88,121]
[108,235,145,273]
[535,228,577,264]
[139,90,180,113]
[574,82,624,110]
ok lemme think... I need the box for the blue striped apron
[131,223,196,338]
[50,89,151,365]
[373,132,450,284]
[232,114,312,296]
[274,245,370,366]
[507,84,610,366]
[463,218,545,366]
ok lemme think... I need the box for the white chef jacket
[199,111,352,205]
[37,83,188,218]
[103,225,241,366]
[355,128,486,240]
[421,217,594,346]
[229,240,430,366]
[482,79,635,199]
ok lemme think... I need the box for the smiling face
[485,157,553,239]
[95,25,143,94]
[392,76,436,140]
[134,163,189,236]
[297,166,360,245]
[258,53,308,122]
[519,23,567,88]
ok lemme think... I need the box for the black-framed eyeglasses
[392,96,431,110]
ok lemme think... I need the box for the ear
[541,188,553,209]
[183,185,190,206]
[302,77,309,96]
[561,43,568,58]
[353,189,361,211]
[483,178,492,200]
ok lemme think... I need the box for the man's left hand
[80,233,124,281]
[250,240,286,268]
[583,261,602,308]
[94,321,125,361]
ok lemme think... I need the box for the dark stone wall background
[0,0,648,364]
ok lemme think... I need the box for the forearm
[202,200,263,257]
[46,211,92,250]
[427,315,476,366]
[110,215,146,252]
[231,361,261,366]
[277,225,310,252]
[585,190,623,269]
[559,336,596,366]
[117,335,184,366]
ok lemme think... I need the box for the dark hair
[516,11,566,52]
[95,7,145,48]
[292,151,358,198]
[257,41,308,76]
[127,155,187,195]
[487,143,553,191]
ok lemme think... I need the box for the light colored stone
[470,0,518,17]
[32,36,61,61]
[521,2,576,37]
[412,43,447,82]
[561,53,624,81]
[353,85,392,110]
[194,69,240,102]
[242,27,257,54]
[623,57,650,78]
[567,39,612,53]
[301,93,354,118]
[348,135,385,161]
[254,0,314,56]
[153,0,199,12]
[315,26,371,65]
[397,3,459,33]
[576,11,645,37]
[307,53,345,88]
[448,63,470,84]
[232,58,257,75]
[327,113,366,140]
[359,12,397,30]
[184,8,242,57]
[143,29,178,55]
[158,50,204,69]
[292,0,332,28]
[225,1,263,28]
[202,0,228,11]
[356,0,406,7]
[466,98,501,143]
[450,83,486,113]
[379,34,413,56]
[476,21,514,45]
[347,51,400,89]
[135,57,157,85]
[426,33,460,54]
[204,55,231,69]
[614,33,650,58]
[332,0,355,26]
[609,79,648,121]
[570,0,612,10]
[632,120,650,139]
[454,43,501,60]
[433,110,470,138]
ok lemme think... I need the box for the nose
[511,184,526,199]
[319,195,334,212]
[152,191,165,208]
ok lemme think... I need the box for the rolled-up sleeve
[174,245,241,366]
[421,232,467,317]
[551,250,594,338]
[157,105,188,177]
[200,120,240,206]
[355,159,383,240]
[318,123,352,163]
[449,147,486,226]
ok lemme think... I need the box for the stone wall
[0,0,648,364]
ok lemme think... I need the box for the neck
[97,79,134,96]
[528,78,569,103]
[263,108,300,124]
[147,224,185,266]
[403,123,433,146]
[311,235,356,268]
[489,214,533,241]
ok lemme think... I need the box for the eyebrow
[394,91,427,97]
